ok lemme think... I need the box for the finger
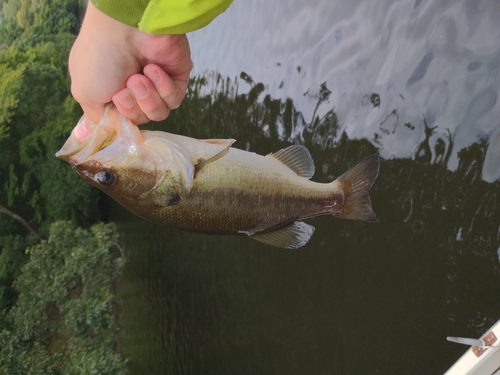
[71,83,106,124]
[72,118,93,142]
[112,88,149,125]
[144,64,188,110]
[79,103,105,125]
[127,74,171,122]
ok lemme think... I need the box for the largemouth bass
[56,105,379,249]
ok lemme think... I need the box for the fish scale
[159,150,334,233]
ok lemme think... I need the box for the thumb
[71,103,105,143]
[80,102,106,125]
[72,117,93,142]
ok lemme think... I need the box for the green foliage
[0,233,37,317]
[0,3,121,371]
[0,7,100,238]
[14,96,101,225]
[1,0,78,35]
[0,63,24,142]
[1,0,19,20]
[0,221,127,375]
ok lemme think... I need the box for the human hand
[69,2,193,126]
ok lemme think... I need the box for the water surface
[114,1,500,373]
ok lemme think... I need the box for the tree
[1,0,78,35]
[0,221,127,375]
[0,23,100,238]
[0,0,100,320]
[0,1,127,372]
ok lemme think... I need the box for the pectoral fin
[266,145,315,179]
[195,139,235,170]
[250,221,315,249]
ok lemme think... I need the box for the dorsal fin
[249,221,315,249]
[195,139,234,170]
[266,145,315,179]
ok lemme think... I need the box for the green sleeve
[90,0,232,34]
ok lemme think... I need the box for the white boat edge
[444,319,500,375]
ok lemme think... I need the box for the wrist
[81,2,137,46]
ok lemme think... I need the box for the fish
[56,105,380,249]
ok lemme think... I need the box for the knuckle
[167,98,182,110]
[132,113,149,125]
[164,92,184,110]
[137,98,170,122]
[148,108,170,122]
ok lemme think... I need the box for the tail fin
[336,154,380,222]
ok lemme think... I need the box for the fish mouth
[56,117,115,163]
[56,104,134,165]
[56,131,116,166]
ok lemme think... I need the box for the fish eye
[95,169,116,186]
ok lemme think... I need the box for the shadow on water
[108,72,500,374]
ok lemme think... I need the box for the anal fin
[250,221,315,249]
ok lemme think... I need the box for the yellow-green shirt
[90,0,232,34]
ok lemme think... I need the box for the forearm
[80,2,137,47]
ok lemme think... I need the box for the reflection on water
[189,0,500,181]
[114,0,500,374]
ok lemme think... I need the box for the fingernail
[114,91,135,108]
[130,81,148,99]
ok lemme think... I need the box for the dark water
[113,1,500,374]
